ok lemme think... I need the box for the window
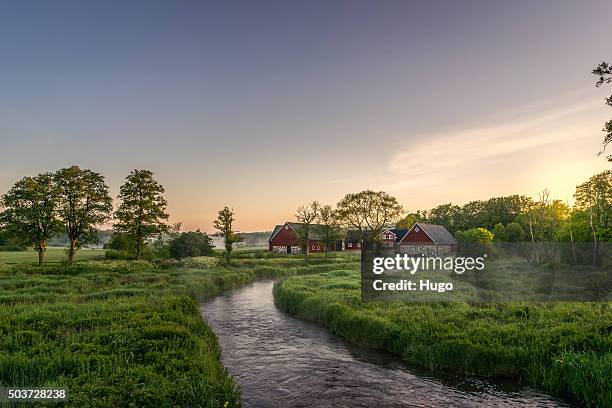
[285,225,289,229]
[317,246,320,250]
[348,243,353,248]
[415,227,420,232]
[357,242,361,248]
[312,245,315,250]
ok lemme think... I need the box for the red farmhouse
[268,222,341,254]
[381,222,457,255]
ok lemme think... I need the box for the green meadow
[0,248,104,264]
[274,263,612,408]
[0,254,358,407]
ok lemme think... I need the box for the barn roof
[269,222,328,242]
[269,225,283,242]
[286,222,326,240]
[382,228,409,242]
[415,223,457,245]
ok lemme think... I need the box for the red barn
[397,223,457,255]
[269,222,338,254]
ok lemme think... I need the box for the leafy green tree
[168,230,213,259]
[592,61,612,159]
[114,169,169,259]
[213,207,242,263]
[455,227,494,256]
[295,201,320,260]
[55,166,113,263]
[426,203,461,233]
[492,223,507,242]
[461,228,494,245]
[0,173,62,265]
[505,222,525,242]
[315,204,343,258]
[574,171,612,229]
[396,212,424,229]
[335,191,403,245]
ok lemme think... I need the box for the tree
[335,190,403,245]
[0,173,62,265]
[396,212,424,229]
[114,169,169,259]
[295,201,320,260]
[505,222,525,242]
[315,204,343,258]
[491,223,507,242]
[593,61,612,160]
[455,227,494,256]
[168,230,213,259]
[427,203,461,233]
[55,166,113,263]
[213,206,242,263]
[574,171,612,265]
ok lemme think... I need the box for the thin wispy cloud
[389,99,599,178]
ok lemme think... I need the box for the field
[274,261,612,408]
[0,255,358,407]
[0,248,104,264]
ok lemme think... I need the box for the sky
[1,1,611,232]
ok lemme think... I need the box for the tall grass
[0,256,357,407]
[274,268,612,408]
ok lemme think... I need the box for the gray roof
[416,223,457,245]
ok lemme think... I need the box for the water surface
[200,281,571,408]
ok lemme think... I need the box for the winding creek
[200,280,572,408]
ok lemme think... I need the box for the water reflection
[200,281,571,408]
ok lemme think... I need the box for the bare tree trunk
[226,241,232,263]
[68,238,77,264]
[528,213,536,264]
[590,208,598,266]
[569,224,576,265]
[37,241,47,267]
[136,239,142,260]
[304,228,309,262]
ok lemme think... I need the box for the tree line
[0,166,169,265]
[291,171,612,265]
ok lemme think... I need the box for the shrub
[180,256,219,269]
[168,231,214,259]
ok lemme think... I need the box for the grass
[0,254,358,407]
[273,261,612,408]
[0,247,104,264]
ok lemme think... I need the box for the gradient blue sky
[1,1,611,231]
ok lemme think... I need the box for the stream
[200,280,571,408]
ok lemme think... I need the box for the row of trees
[392,171,612,247]
[291,170,612,265]
[293,191,404,259]
[0,166,169,265]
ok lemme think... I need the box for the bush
[180,256,219,269]
[168,231,214,259]
[104,233,136,251]
[456,228,495,256]
[506,222,526,242]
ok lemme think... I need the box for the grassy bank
[273,267,612,407]
[0,255,358,407]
